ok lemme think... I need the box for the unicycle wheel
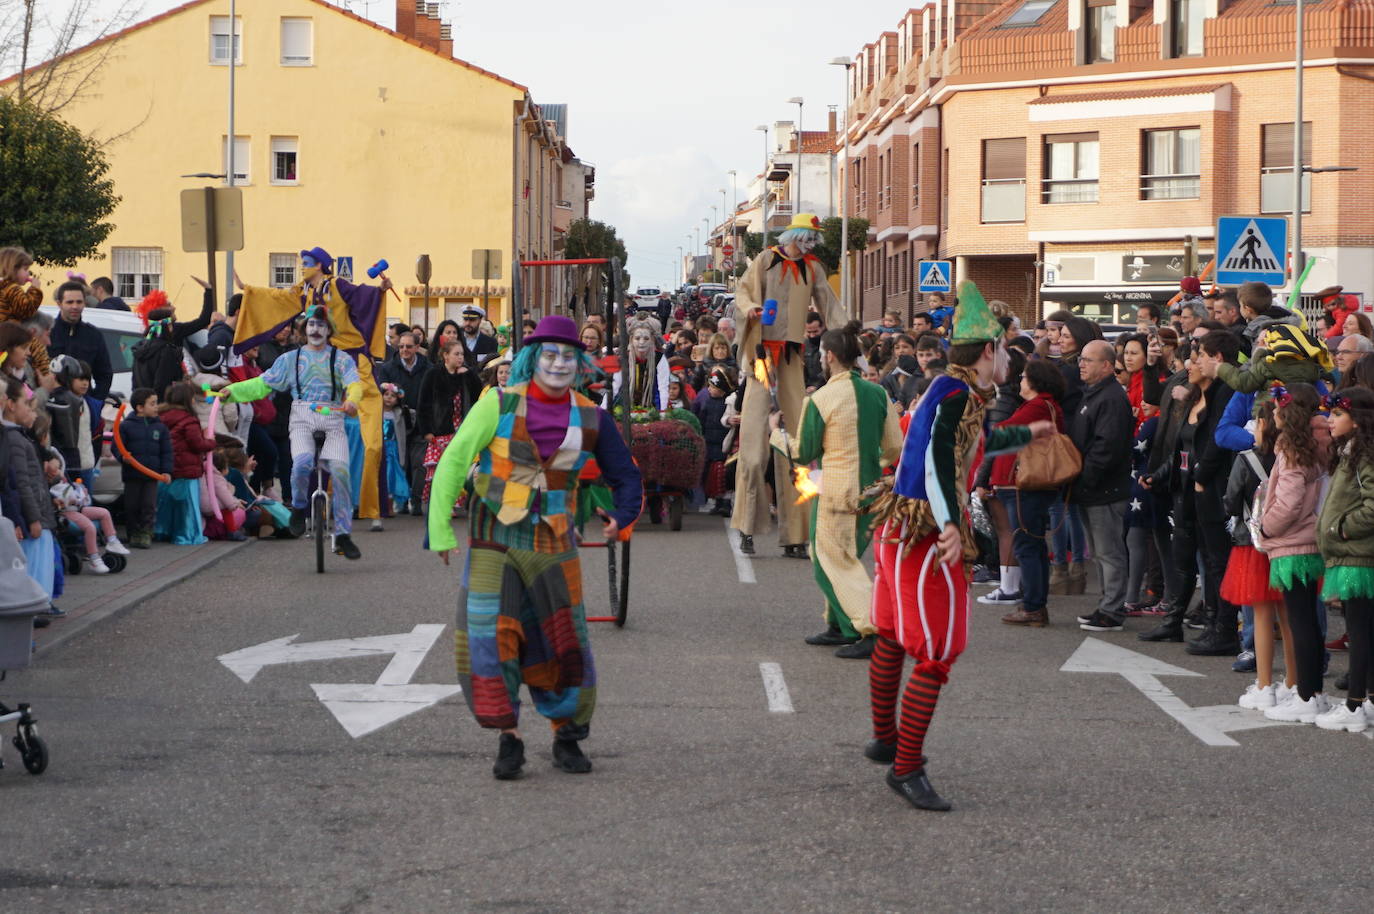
[312,493,327,574]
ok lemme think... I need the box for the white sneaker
[369,518,383,532]
[1315,702,1369,733]
[85,554,110,574]
[104,536,130,555]
[1299,693,1332,723]
[1276,683,1296,705]
[1238,682,1277,710]
[977,588,1023,605]
[1265,692,1319,722]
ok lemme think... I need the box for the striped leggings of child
[869,636,944,777]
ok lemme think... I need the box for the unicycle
[308,428,332,574]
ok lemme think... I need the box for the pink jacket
[199,472,239,518]
[1260,418,1331,559]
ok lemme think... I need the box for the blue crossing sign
[918,260,952,293]
[1215,216,1287,286]
[335,256,354,282]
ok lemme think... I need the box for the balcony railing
[1042,178,1099,204]
[1140,174,1200,200]
[772,201,794,216]
[981,178,1026,223]
[1260,168,1312,214]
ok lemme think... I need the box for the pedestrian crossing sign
[1215,216,1287,285]
[336,256,354,282]
[918,260,952,293]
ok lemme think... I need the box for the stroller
[0,517,51,775]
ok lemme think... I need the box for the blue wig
[508,342,600,389]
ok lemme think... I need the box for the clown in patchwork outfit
[428,315,642,780]
[864,281,1052,812]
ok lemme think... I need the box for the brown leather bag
[1013,401,1081,491]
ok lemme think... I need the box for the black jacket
[803,338,825,390]
[417,367,477,438]
[47,317,113,399]
[1148,378,1235,496]
[1056,354,1085,416]
[116,414,174,482]
[458,332,498,373]
[376,354,432,411]
[1068,376,1134,506]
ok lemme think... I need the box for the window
[280,18,313,66]
[271,136,299,184]
[1086,0,1116,63]
[209,16,242,65]
[982,137,1027,223]
[877,153,886,209]
[1261,122,1313,214]
[1171,0,1204,58]
[112,248,163,300]
[269,253,297,288]
[1002,0,1056,27]
[884,153,893,211]
[222,136,250,183]
[940,147,949,229]
[1043,132,1099,203]
[911,143,920,206]
[1141,128,1201,199]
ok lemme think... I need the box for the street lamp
[787,96,804,214]
[830,57,854,318]
[756,125,769,251]
[677,245,684,286]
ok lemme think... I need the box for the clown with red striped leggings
[864,282,1051,811]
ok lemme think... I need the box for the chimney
[395,0,416,37]
[439,22,453,58]
[828,109,837,136]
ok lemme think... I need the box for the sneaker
[1265,692,1330,723]
[738,534,755,555]
[334,534,362,560]
[1326,633,1349,652]
[1183,607,1206,630]
[551,738,593,773]
[46,604,66,617]
[369,518,384,532]
[85,554,110,574]
[1314,702,1369,733]
[976,588,1023,605]
[1363,699,1374,722]
[1238,681,1277,710]
[834,635,876,659]
[288,507,307,538]
[1232,650,1257,673]
[103,536,131,556]
[971,565,999,585]
[492,733,525,780]
[1275,683,1296,705]
[805,626,857,647]
[783,544,809,560]
[1123,601,1160,617]
[1079,610,1125,632]
[129,533,151,549]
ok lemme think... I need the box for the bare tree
[1,0,143,117]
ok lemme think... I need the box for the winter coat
[1214,390,1257,453]
[161,407,216,479]
[47,316,113,399]
[0,421,56,530]
[1317,445,1374,568]
[1223,448,1274,547]
[1216,351,1323,396]
[50,476,93,511]
[1150,379,1235,497]
[200,471,239,517]
[690,388,730,462]
[989,393,1064,488]
[1068,376,1134,506]
[1056,354,1085,416]
[1259,418,1331,559]
[116,414,173,482]
[190,371,242,443]
[376,353,432,411]
[416,367,475,438]
[46,387,90,470]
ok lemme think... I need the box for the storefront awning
[1040,286,1176,306]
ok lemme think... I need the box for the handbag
[1240,450,1269,549]
[1013,401,1081,491]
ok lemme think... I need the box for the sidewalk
[35,538,252,658]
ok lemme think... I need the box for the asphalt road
[2,507,1370,913]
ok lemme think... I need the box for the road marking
[759,662,793,713]
[1061,637,1284,747]
[725,518,756,584]
[218,624,463,738]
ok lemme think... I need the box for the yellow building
[3,0,590,328]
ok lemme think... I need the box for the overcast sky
[51,0,890,288]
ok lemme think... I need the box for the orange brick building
[843,0,1374,326]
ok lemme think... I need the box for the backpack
[132,335,186,397]
[1241,450,1269,548]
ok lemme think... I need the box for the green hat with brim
[951,280,1001,344]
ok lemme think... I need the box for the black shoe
[738,534,755,555]
[864,739,896,763]
[783,544,809,560]
[334,534,362,560]
[835,635,876,659]
[886,766,952,812]
[288,507,307,538]
[1336,671,1350,691]
[551,738,593,773]
[1139,606,1186,642]
[805,625,857,646]
[492,733,525,780]
[1079,610,1124,632]
[1183,606,1206,630]
[32,615,51,629]
[1185,626,1240,656]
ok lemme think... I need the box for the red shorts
[871,523,970,678]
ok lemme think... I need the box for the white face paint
[631,327,653,358]
[305,317,330,348]
[795,233,818,255]
[534,343,578,392]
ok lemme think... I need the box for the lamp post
[686,233,695,283]
[787,96,804,214]
[1292,0,1306,284]
[756,124,769,252]
[702,217,712,278]
[830,57,854,318]
[677,245,684,286]
[225,0,238,305]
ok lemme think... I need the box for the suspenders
[293,345,339,402]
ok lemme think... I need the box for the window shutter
[1262,122,1312,168]
[1043,131,1099,145]
[983,138,1026,180]
[281,18,312,64]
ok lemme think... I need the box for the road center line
[759,662,794,713]
[725,518,756,584]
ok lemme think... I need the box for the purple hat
[523,314,584,350]
[299,246,334,274]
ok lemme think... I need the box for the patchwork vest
[470,383,601,537]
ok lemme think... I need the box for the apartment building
[843,0,1374,326]
[3,0,591,327]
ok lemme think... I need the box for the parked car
[711,293,735,315]
[696,283,727,306]
[633,286,662,310]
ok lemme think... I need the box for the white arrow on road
[218,624,462,738]
[1061,637,1285,747]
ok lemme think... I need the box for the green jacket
[1216,352,1321,395]
[1317,451,1374,569]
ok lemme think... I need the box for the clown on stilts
[731,213,848,559]
[231,247,389,525]
[428,316,642,779]
[863,282,1052,810]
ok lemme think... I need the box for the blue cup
[762,298,778,326]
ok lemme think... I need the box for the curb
[34,539,254,659]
